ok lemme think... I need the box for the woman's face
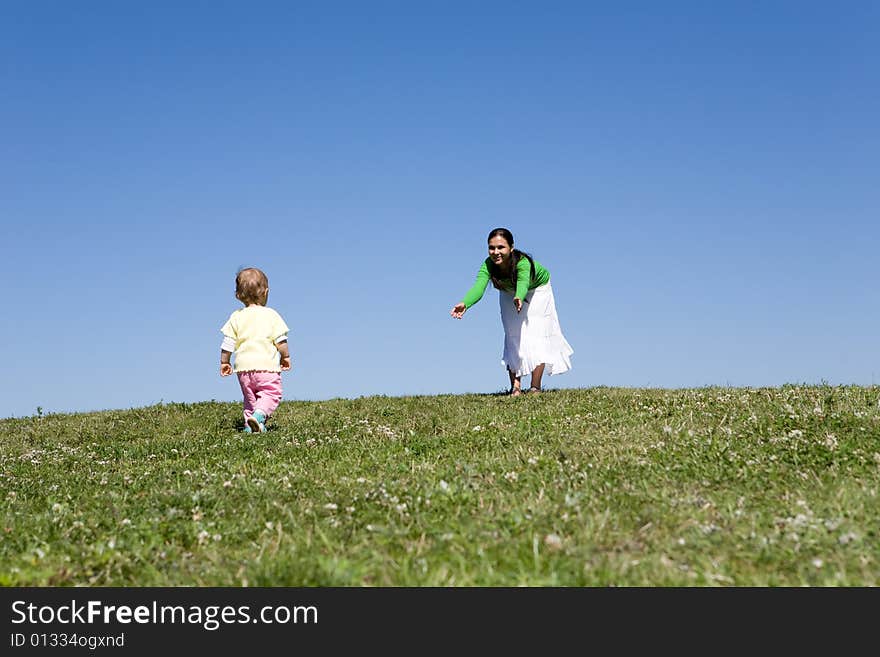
[488,236,512,267]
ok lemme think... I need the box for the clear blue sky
[2,1,877,418]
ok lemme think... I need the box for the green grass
[2,385,878,586]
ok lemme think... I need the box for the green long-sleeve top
[461,256,551,308]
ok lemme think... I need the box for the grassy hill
[2,385,878,586]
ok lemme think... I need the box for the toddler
[220,267,291,433]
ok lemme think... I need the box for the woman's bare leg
[508,369,522,396]
[530,363,546,391]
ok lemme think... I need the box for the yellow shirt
[220,305,290,372]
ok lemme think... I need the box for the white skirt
[499,281,574,377]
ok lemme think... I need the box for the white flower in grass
[791,513,810,528]
[197,530,210,544]
[376,425,396,438]
[812,558,824,568]
[223,480,233,488]
[527,457,538,465]
[212,534,222,542]
[838,532,858,545]
[121,518,131,526]
[438,480,450,492]
[52,503,62,513]
[543,533,563,551]
[471,425,482,432]
[324,503,338,511]
[504,471,518,482]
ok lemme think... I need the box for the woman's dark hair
[487,228,535,291]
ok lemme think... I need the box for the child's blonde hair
[235,267,269,306]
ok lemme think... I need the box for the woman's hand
[514,297,523,313]
[450,302,467,319]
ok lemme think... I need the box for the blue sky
[2,1,877,418]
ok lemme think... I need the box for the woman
[451,228,573,396]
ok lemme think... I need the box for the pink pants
[237,371,282,422]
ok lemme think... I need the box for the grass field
[1,385,878,586]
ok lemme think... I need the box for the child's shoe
[247,409,267,434]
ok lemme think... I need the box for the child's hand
[280,356,291,371]
[220,363,233,377]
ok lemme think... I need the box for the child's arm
[220,349,233,376]
[220,334,236,376]
[277,339,291,371]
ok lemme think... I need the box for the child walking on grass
[219,267,291,433]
